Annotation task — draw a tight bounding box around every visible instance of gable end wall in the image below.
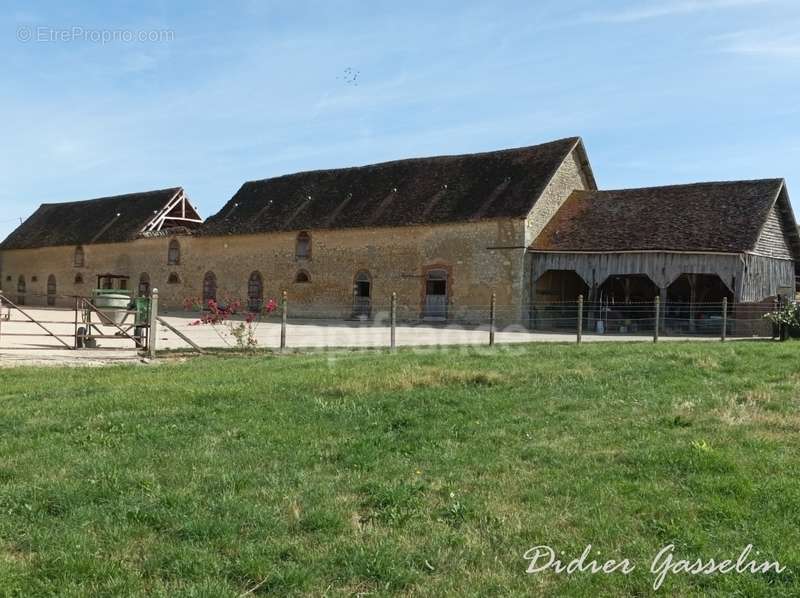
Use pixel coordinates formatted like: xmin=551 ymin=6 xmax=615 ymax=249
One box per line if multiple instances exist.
xmin=753 ymin=205 xmax=793 ymax=260
xmin=524 ymin=147 xmax=591 ymax=246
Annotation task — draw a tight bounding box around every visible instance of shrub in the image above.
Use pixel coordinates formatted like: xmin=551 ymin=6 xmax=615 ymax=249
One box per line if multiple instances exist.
xmin=184 ymin=296 xmax=278 ymax=349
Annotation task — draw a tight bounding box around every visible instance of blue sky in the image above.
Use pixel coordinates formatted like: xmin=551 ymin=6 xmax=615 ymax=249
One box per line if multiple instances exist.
xmin=2 ymin=0 xmax=799 ymax=240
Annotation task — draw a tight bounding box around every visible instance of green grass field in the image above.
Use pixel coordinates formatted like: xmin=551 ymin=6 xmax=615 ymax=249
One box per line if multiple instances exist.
xmin=0 ymin=342 xmax=799 ymax=596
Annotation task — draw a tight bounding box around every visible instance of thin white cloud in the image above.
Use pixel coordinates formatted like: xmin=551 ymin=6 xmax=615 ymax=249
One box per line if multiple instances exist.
xmin=714 ymin=30 xmax=800 ymax=56
xmin=586 ymin=0 xmax=769 ymax=24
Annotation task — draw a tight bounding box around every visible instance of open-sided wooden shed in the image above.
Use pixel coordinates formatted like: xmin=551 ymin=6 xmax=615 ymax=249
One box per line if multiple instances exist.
xmin=527 ymin=179 xmax=800 ymax=329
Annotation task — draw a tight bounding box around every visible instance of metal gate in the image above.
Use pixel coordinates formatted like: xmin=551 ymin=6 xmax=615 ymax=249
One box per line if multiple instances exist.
xmin=0 ymin=293 xmax=152 ymax=352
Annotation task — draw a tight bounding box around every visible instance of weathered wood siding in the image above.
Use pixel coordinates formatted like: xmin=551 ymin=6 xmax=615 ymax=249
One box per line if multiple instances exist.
xmin=528 ymin=251 xmax=795 ymax=303
xmin=753 ymin=206 xmax=793 ymax=260
xmin=740 ymin=253 xmax=795 ymax=302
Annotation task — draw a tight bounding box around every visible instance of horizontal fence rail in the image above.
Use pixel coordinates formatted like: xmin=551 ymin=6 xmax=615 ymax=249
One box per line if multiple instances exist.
xmin=0 ymin=291 xmax=790 ymax=356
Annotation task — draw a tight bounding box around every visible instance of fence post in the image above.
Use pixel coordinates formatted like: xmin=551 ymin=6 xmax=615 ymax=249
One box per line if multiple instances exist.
xmin=148 ymin=288 xmax=159 ymax=359
xmin=489 ymin=292 xmax=496 ymax=347
xmin=577 ymin=294 xmax=583 ymax=344
xmin=721 ymin=297 xmax=727 ymax=342
xmin=74 ymin=296 xmax=80 ymax=350
xmin=280 ymin=290 xmax=288 ymax=351
xmin=390 ymin=292 xmax=397 ymax=352
xmin=653 ymin=296 xmax=660 ymax=343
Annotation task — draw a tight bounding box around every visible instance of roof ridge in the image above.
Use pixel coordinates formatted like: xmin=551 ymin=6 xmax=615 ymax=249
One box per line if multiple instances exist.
xmin=594 ymin=178 xmax=784 ymax=194
xmin=241 ymin=137 xmax=581 ymax=186
xmin=38 ymin=187 xmax=183 ymax=208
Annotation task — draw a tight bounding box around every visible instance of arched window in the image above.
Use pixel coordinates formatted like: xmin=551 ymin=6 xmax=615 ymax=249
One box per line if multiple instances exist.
xmin=47 ymin=275 xmax=57 ymax=306
xmin=167 ymin=272 xmax=181 ymax=285
xmin=17 ymin=276 xmax=26 ymax=305
xmin=248 ymin=271 xmax=264 ymax=312
xmin=294 ymin=270 xmax=310 ymax=284
xmin=296 ymin=231 xmax=311 ymax=259
xmin=74 ymin=246 xmax=85 ymax=268
xmin=74 ymin=273 xmax=84 ymax=285
xmin=138 ymin=273 xmax=151 ymax=297
xmin=167 ymin=240 xmax=181 ymax=265
xmin=202 ymin=272 xmax=217 ymax=306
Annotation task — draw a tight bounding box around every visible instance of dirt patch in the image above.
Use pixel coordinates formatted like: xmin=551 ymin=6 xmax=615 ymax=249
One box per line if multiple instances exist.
xmin=0 ymin=350 xmax=145 ymax=368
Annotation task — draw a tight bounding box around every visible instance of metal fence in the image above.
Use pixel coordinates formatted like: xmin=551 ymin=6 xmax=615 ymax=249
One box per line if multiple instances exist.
xmin=0 ymin=290 xmax=783 ymax=356
xmin=160 ymin=293 xmax=781 ymax=353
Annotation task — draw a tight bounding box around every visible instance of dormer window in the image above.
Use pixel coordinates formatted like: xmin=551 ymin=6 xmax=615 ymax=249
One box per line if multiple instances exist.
xmin=73 ymin=246 xmax=85 ymax=268
xmin=296 ymin=231 xmax=311 ymax=259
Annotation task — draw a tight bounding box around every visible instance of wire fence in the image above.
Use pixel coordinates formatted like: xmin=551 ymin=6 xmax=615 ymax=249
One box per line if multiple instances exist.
xmin=0 ymin=291 xmax=787 ymax=355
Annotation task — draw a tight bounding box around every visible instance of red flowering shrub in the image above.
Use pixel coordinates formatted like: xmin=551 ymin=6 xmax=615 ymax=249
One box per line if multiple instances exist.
xmin=184 ymin=296 xmax=278 ymax=349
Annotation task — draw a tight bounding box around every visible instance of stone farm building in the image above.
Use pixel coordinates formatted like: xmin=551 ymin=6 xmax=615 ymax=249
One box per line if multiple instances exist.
xmin=1 ymin=136 xmax=798 ymax=328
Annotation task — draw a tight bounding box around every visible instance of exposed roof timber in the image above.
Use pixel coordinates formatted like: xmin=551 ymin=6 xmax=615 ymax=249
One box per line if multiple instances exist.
xmin=141 ymin=188 xmax=203 ymax=233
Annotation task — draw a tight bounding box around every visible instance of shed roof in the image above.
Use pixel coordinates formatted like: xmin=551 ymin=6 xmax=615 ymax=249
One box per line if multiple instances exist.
xmin=200 ymin=137 xmax=592 ymax=236
xmin=0 ymin=187 xmax=200 ymax=250
xmin=530 ymin=179 xmax=800 ymax=257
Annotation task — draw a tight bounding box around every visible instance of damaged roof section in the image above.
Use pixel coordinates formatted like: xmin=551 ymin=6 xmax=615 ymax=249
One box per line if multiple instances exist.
xmin=0 ymin=188 xmax=202 ymax=250
xmin=200 ymin=137 xmax=591 ymax=236
xmin=530 ymin=179 xmax=800 ymax=257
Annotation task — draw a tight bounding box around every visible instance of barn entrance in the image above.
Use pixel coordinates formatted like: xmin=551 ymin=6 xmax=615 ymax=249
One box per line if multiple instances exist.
xmin=352 ymin=271 xmax=372 ymax=320
xmin=248 ymin=271 xmax=264 ymax=312
xmin=666 ymin=274 xmax=733 ymax=333
xmin=47 ymin=275 xmax=57 ymax=307
xmin=595 ymin=274 xmax=659 ymax=334
xmin=531 ymin=270 xmax=588 ymax=329
xmin=423 ymin=269 xmax=448 ymax=321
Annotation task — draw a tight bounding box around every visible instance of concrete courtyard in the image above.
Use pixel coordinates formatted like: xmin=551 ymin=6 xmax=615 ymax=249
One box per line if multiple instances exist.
xmin=0 ymin=305 xmax=770 ymax=366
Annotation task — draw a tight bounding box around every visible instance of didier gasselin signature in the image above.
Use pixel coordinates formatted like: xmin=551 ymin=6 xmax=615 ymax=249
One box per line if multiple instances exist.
xmin=523 ymin=544 xmax=786 ymax=591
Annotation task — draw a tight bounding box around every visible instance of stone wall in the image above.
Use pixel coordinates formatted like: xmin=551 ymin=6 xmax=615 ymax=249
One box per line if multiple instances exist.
xmin=524 ymin=147 xmax=592 ymax=246
xmin=0 ymin=218 xmax=530 ymax=325
xmin=0 ymin=147 xmax=592 ymax=325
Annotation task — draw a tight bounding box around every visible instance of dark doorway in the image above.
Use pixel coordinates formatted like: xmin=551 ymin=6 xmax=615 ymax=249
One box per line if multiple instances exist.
xmin=423 ymin=269 xmax=448 ymax=320
xmin=532 ymin=270 xmax=589 ymax=329
xmin=47 ymin=275 xmax=57 ymax=307
xmin=596 ymin=274 xmax=659 ymax=334
xmin=666 ymin=274 xmax=733 ymax=334
xmin=352 ymin=271 xmax=372 ymax=319
xmin=138 ymin=273 xmax=151 ymax=297
xmin=248 ymin=271 xmax=264 ymax=312
xmin=203 ymin=272 xmax=217 ymax=306
xmin=17 ymin=276 xmax=25 ymax=305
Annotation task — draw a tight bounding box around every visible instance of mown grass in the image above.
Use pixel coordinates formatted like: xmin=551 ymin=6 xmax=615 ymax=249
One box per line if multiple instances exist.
xmin=0 ymin=342 xmax=799 ymax=596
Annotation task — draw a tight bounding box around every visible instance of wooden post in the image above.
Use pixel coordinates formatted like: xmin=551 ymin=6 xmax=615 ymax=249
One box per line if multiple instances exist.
xmin=688 ymin=274 xmax=697 ymax=333
xmin=577 ymin=294 xmax=583 ymax=344
xmin=390 ymin=292 xmax=397 ymax=352
xmin=489 ymin=292 xmax=496 ymax=347
xmin=721 ymin=297 xmax=728 ymax=342
xmin=653 ymin=296 xmax=660 ymax=343
xmin=148 ymin=288 xmax=159 ymax=359
xmin=280 ymin=290 xmax=288 ymax=351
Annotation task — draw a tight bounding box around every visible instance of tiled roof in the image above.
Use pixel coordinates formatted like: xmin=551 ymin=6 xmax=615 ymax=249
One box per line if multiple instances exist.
xmin=530 ymin=180 xmax=797 ymax=255
xmin=200 ymin=137 xmax=588 ymax=236
xmin=1 ymin=188 xmax=193 ymax=250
